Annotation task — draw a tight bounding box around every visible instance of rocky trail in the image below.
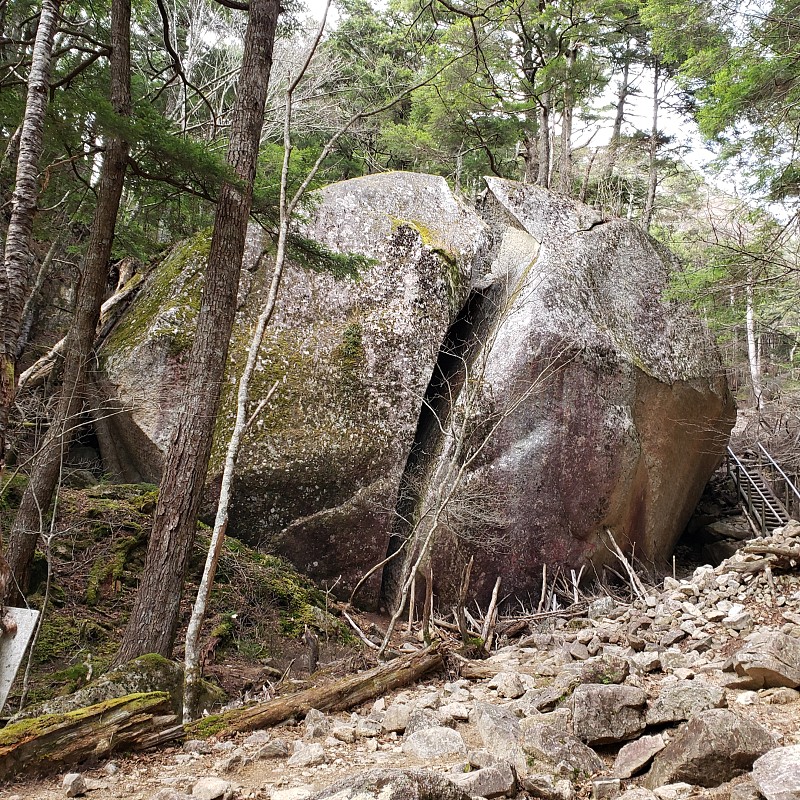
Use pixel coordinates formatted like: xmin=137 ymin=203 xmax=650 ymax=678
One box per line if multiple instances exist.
xmin=6 ymin=517 xmax=800 ymax=800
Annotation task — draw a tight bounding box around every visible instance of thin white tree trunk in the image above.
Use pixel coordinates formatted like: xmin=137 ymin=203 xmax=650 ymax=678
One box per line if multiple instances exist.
xmin=183 ymin=0 xmax=332 ymax=722
xmin=745 ymin=262 xmax=763 ymax=411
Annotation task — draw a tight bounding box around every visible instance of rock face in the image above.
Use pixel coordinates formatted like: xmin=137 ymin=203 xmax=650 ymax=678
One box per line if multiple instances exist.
xmin=98 ymin=172 xmax=733 ymax=608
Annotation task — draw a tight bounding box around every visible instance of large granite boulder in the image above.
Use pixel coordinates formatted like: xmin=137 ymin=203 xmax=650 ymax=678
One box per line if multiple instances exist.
xmin=97 ymin=172 xmax=733 ymax=610
xmin=645 ymin=709 xmax=777 ymax=788
xmin=97 ymin=173 xmax=486 ymax=605
xmin=385 ymin=178 xmax=735 ymax=605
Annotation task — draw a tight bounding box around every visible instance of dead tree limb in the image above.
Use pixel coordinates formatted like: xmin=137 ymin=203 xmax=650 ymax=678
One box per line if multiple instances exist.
xmin=481 ymin=576 xmax=501 ymax=652
xmin=455 ymin=555 xmax=474 ymax=644
xmin=189 ymin=643 xmax=444 ymax=736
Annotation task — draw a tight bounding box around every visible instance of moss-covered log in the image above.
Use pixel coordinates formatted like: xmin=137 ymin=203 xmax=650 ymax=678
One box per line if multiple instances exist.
xmin=0 ymin=691 xmax=177 ymax=779
xmin=189 ymin=643 xmax=444 ymax=737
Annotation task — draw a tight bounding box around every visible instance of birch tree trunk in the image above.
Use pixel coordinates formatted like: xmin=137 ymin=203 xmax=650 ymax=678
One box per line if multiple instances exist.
xmin=114 ymin=0 xmax=281 ymax=664
xmin=745 ymin=262 xmax=763 ymax=411
xmin=0 ymin=0 xmax=60 ymax=471
xmin=4 ymin=0 xmax=132 ymax=601
xmin=642 ymin=63 xmax=660 ymax=231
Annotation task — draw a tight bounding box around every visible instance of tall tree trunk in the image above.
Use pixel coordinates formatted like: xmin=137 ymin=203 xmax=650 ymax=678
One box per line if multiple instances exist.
xmin=642 ymin=63 xmax=660 ymax=230
xmin=602 ymin=56 xmax=630 ymax=182
xmin=537 ymin=91 xmax=551 ymax=188
xmin=0 ymin=0 xmax=60 ymax=471
xmin=4 ymin=0 xmax=132 ymax=600
xmin=114 ymin=0 xmax=281 ymax=664
xmin=558 ymin=47 xmax=576 ymax=196
xmin=745 ymin=262 xmax=763 ymax=411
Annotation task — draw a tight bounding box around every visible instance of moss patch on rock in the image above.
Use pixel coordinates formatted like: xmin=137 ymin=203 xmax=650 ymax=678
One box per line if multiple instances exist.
xmin=103 ymin=230 xmax=212 ymax=360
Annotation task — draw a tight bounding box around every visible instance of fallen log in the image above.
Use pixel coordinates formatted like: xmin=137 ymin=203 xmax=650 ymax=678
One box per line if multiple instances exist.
xmin=742 ymin=543 xmax=800 ymax=560
xmin=0 ymin=691 xmax=177 ymax=779
xmin=727 ymin=557 xmax=776 ymax=575
xmin=189 ymin=643 xmax=444 ymax=736
xmin=449 ymin=651 xmax=539 ymax=680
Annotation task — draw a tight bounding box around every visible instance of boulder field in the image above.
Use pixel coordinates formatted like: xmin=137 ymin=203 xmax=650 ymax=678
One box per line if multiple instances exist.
xmin=17 ymin=518 xmax=800 ymax=800
xmin=94 ymin=172 xmax=735 ymax=609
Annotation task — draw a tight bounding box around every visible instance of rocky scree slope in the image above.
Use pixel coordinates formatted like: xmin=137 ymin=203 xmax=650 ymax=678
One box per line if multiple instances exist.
xmin=15 ymin=518 xmax=800 ymax=800
xmin=95 ymin=172 xmax=734 ymax=610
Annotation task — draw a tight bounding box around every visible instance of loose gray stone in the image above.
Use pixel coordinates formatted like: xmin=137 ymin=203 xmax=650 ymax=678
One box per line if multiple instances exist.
xmin=311 ymin=768 xmax=473 ymax=800
xmin=452 ymin=764 xmax=517 ymax=798
xmin=522 ymin=721 xmax=603 ymax=778
xmin=618 ymin=791 xmax=657 ymax=800
xmin=288 ymin=742 xmax=327 ymax=767
xmin=242 ymin=730 xmax=270 ymax=748
xmin=272 ymin=789 xmax=313 ymax=800
xmin=184 ymin=739 xmax=212 ymax=754
xmin=382 ymin=703 xmax=411 ymax=733
xmin=730 ymin=777 xmax=763 ymax=800
xmin=63 ymin=773 xmax=86 ymax=798
xmin=191 ymin=777 xmax=233 ymax=800
xmin=645 ymin=680 xmax=726 ymax=726
xmin=752 ymin=745 xmax=800 ymax=800
xmin=521 ymin=774 xmax=575 ymax=800
xmin=405 ymin=708 xmax=443 ymax=736
xmin=151 ymin=791 xmax=192 ymax=800
xmin=255 ymin=738 xmax=289 ymax=759
xmin=732 ymin=632 xmax=800 ymax=688
xmin=571 ymin=684 xmax=647 ymax=745
xmin=645 ymin=709 xmax=778 ymax=788
xmin=651 ymin=785 xmax=693 ymax=800
xmin=332 ymin=724 xmax=356 ymax=743
xmin=216 ymin=746 xmax=248 ymax=773
xmin=439 ymin=702 xmax=471 ymax=723
xmin=495 ymin=672 xmax=526 ymax=699
xmin=613 ymin=734 xmax=665 ymax=778
xmin=402 ymin=727 xmax=467 ymax=759
xmin=356 ymin=717 xmax=382 ymax=738
xmin=473 ymin=702 xmax=524 ymax=769
xmin=304 ymin=708 xmax=330 ymax=739
xmin=592 ymin=778 xmax=621 ymax=800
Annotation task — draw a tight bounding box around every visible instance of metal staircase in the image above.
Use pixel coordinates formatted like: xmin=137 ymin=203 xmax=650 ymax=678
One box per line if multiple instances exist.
xmin=726 ymin=443 xmax=800 ymax=535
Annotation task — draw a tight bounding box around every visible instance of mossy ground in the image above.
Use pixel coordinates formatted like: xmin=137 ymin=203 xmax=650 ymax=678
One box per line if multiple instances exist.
xmin=0 ymin=482 xmax=357 ymax=715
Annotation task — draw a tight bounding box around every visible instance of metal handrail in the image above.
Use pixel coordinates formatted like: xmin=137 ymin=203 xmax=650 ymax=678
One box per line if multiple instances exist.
xmin=756 ymin=442 xmax=800 ymax=505
xmin=726 ymin=446 xmax=788 ymax=535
